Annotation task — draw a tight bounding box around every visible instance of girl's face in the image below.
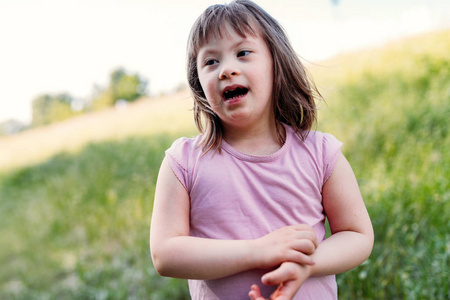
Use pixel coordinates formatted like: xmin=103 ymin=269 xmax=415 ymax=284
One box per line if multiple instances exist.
xmin=196 ymin=24 xmax=274 ymax=130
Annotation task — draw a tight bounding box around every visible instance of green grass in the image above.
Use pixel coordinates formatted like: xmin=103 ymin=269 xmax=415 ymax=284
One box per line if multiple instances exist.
xmin=0 ymin=133 xmax=194 ymax=299
xmin=1 ymin=30 xmax=449 ymax=299
xmin=317 ymin=30 xmax=449 ymax=299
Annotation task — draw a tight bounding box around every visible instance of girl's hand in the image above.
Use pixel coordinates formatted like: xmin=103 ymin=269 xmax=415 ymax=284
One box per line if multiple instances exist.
xmin=248 ymin=262 xmax=312 ymax=300
xmin=252 ymin=224 xmax=318 ymax=269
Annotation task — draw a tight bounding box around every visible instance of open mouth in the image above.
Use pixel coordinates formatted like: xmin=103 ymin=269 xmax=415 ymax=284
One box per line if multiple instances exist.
xmin=223 ymin=87 xmax=248 ymax=101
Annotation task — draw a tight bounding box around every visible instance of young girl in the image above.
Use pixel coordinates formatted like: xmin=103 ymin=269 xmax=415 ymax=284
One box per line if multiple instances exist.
xmin=150 ymin=0 xmax=374 ymax=299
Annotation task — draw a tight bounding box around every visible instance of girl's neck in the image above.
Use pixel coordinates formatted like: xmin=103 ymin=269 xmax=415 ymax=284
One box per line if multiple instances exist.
xmin=223 ymin=120 xmax=285 ymax=156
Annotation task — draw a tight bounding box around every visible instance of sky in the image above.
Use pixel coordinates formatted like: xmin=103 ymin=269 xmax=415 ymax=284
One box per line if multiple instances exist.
xmin=0 ymin=0 xmax=449 ymax=124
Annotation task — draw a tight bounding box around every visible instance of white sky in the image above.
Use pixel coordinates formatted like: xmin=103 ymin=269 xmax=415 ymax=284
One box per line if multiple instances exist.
xmin=0 ymin=0 xmax=449 ymax=123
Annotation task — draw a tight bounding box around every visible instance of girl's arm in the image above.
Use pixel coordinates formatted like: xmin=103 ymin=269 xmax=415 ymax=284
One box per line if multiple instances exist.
xmin=257 ymin=153 xmax=374 ymax=296
xmin=310 ymin=152 xmax=374 ymax=276
xmin=150 ymin=157 xmax=317 ymax=280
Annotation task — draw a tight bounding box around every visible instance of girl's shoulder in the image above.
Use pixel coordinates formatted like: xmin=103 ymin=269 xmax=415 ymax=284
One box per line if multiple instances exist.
xmin=298 ymin=130 xmax=343 ymax=182
xmin=166 ymin=135 xmax=203 ymax=159
xmin=165 ymin=134 xmax=207 ymax=170
xmin=304 ymin=130 xmax=342 ymax=149
xmin=288 ymin=127 xmax=343 ymax=174
xmin=286 ymin=125 xmax=342 ymax=151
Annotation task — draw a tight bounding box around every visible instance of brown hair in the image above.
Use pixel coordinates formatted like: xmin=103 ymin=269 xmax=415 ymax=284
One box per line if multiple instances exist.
xmin=187 ymin=0 xmax=320 ymax=153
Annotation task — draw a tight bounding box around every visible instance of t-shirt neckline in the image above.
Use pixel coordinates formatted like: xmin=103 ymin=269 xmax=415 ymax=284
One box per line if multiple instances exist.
xmin=220 ymin=124 xmax=293 ymax=162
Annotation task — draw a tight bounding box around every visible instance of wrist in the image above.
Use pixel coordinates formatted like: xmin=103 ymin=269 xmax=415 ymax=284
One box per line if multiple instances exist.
xmin=309 ymin=253 xmax=319 ymax=277
xmin=305 ymin=263 xmax=313 ymax=278
xmin=246 ymin=239 xmax=262 ymax=269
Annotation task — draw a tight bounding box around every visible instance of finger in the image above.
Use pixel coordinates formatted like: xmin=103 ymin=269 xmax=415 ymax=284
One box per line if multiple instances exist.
xmin=269 ymin=284 xmax=283 ymax=300
xmin=293 ymin=230 xmax=318 ymax=249
xmin=291 ymin=224 xmax=313 ymax=231
xmin=249 ymin=284 xmax=265 ymax=300
xmin=262 ymin=264 xmax=297 ymax=286
xmin=291 ymin=224 xmax=316 ymax=237
xmin=287 ymin=250 xmax=315 ymax=266
xmin=292 ymin=239 xmax=316 ymax=255
xmin=271 ymin=280 xmax=301 ymax=300
xmin=248 ymin=290 xmax=257 ymax=300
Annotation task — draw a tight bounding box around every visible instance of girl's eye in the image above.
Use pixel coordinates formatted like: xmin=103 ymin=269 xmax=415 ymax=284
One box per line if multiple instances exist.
xmin=205 ymin=59 xmax=218 ymax=66
xmin=237 ymin=50 xmax=251 ymax=57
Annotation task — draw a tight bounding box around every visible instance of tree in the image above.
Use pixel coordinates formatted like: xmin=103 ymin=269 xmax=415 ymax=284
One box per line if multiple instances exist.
xmin=32 ymin=93 xmax=79 ymax=127
xmin=110 ymin=68 xmax=147 ymax=102
xmin=0 ymin=119 xmax=27 ymax=136
xmin=90 ymin=67 xmax=148 ymax=110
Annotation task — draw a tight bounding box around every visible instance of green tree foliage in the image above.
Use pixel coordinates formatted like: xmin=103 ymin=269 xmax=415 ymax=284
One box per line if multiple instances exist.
xmin=31 ymin=93 xmax=79 ymax=127
xmin=110 ymin=68 xmax=147 ymax=102
xmin=89 ymin=87 xmax=114 ymax=111
xmin=29 ymin=67 xmax=148 ymax=128
xmin=90 ymin=67 xmax=148 ymax=110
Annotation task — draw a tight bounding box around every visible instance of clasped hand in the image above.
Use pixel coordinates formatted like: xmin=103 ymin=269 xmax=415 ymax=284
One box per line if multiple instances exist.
xmin=249 ymin=224 xmax=318 ymax=300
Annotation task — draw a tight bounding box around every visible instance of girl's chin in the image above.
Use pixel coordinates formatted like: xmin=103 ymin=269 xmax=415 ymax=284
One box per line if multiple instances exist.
xmin=222 ymin=112 xmax=259 ymax=126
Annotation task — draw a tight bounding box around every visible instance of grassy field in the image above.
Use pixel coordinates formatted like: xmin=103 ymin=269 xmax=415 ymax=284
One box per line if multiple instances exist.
xmin=0 ymin=92 xmax=196 ymax=299
xmin=0 ymin=91 xmax=195 ymax=173
xmin=1 ymin=30 xmax=449 ymax=299
xmin=315 ymin=30 xmax=449 ymax=299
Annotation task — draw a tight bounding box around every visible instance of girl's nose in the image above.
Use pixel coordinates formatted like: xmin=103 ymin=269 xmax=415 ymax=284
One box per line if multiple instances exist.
xmin=219 ymin=63 xmax=239 ymax=80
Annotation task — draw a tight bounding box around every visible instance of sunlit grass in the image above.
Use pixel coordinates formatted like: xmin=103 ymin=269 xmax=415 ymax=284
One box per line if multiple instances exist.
xmin=313 ymin=29 xmax=449 ymax=299
xmin=0 ymin=135 xmax=194 ymax=299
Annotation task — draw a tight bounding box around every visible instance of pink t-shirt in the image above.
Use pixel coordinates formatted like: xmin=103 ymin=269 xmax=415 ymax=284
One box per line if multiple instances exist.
xmin=165 ymin=125 xmax=342 ymax=300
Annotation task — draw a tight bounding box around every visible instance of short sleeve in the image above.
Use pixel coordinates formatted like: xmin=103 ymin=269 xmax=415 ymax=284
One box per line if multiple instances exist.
xmin=322 ymin=133 xmax=343 ymax=183
xmin=165 ymin=137 xmax=191 ymax=192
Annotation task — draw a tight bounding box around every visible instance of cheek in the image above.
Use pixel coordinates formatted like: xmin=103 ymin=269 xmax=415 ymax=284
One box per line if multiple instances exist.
xmin=264 ymin=59 xmax=274 ymax=81
xmin=199 ymin=77 xmax=217 ymax=101
xmin=262 ymin=63 xmax=274 ymax=95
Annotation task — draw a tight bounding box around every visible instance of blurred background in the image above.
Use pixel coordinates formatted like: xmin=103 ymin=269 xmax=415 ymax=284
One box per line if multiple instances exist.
xmin=0 ymin=0 xmax=449 ymax=299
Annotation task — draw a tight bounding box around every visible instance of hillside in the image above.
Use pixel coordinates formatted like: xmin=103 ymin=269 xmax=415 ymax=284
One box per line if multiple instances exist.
xmin=0 ymin=29 xmax=449 ymax=299
xmin=0 ymin=90 xmax=195 ymax=172
xmin=315 ymin=29 xmax=449 ymax=299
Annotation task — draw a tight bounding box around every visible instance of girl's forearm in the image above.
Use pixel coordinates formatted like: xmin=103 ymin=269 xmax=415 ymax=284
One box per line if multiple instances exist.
xmin=151 ymin=236 xmax=256 ymax=280
xmin=151 ymin=224 xmax=318 ymax=280
xmin=310 ymin=231 xmax=373 ymax=277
